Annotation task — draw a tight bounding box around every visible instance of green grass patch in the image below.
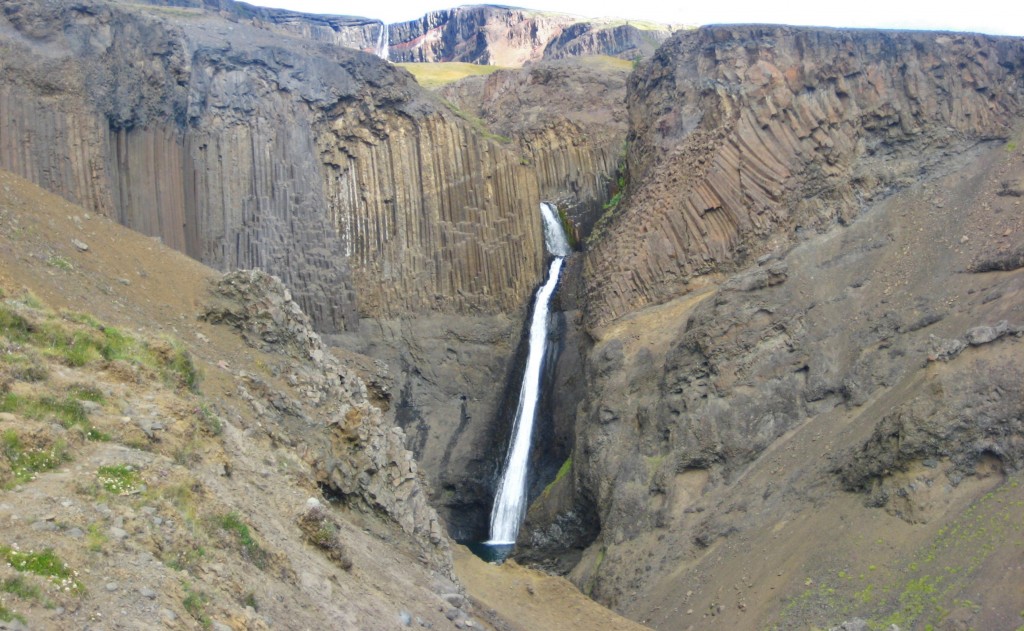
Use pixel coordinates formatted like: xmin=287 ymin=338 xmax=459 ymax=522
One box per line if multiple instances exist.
xmin=0 ymin=350 xmax=49 ymax=382
xmin=215 ymin=512 xmax=267 ymax=568
xmin=0 ymin=393 xmax=108 ymax=441
xmin=46 ymin=255 xmax=73 ymax=271
xmin=397 ymin=62 xmax=507 ymax=89
xmin=2 ymin=429 xmax=69 ymax=485
xmin=1 ymin=576 xmax=42 ymax=601
xmin=1 ymin=298 xmax=200 ymax=391
xmin=0 ymin=546 xmax=83 ymax=594
xmin=86 ymin=522 xmax=107 ymax=552
xmin=97 ymin=464 xmax=141 ymax=494
xmin=182 ymin=582 xmax=211 ymax=627
xmin=556 ymin=207 xmax=578 ymax=249
xmin=0 ymin=604 xmax=26 ymax=625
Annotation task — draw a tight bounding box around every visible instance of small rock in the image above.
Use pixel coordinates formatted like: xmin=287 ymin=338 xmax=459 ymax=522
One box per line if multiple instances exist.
xmin=118 ymin=278 xmax=131 ymax=286
xmin=105 ymin=582 xmax=118 ymax=592
xmin=140 ymin=587 xmax=157 ymax=599
xmin=965 ymin=320 xmax=1010 ymax=345
xmin=829 ymin=619 xmax=869 ymax=631
xmin=66 ymin=527 xmax=85 ymax=538
xmin=72 ymin=238 xmax=89 ymax=252
xmin=212 ymin=623 xmax=232 ymax=631
xmin=31 ymin=520 xmax=58 ymax=532
xmin=445 ymin=608 xmax=462 ymax=621
xmin=78 ymin=400 xmax=102 ymax=414
xmin=109 ymin=526 xmax=128 ymax=540
xmin=441 ymin=593 xmax=464 ymax=608
xmin=398 ymin=611 xmax=412 ymax=627
xmin=159 ymin=608 xmax=177 ymax=623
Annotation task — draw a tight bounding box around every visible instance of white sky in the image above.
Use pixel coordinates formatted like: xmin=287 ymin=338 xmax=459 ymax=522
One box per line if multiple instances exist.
xmin=249 ymin=0 xmax=1024 ymax=36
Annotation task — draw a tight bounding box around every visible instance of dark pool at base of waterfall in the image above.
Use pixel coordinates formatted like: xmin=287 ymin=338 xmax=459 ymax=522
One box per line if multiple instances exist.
xmin=465 ymin=541 xmax=515 ymax=564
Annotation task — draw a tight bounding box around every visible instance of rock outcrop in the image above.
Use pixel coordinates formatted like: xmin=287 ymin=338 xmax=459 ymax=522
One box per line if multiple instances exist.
xmin=584 ymin=25 xmax=1024 ymax=325
xmin=389 ymin=6 xmax=671 ymax=66
xmin=202 ymin=269 xmax=451 ymax=569
xmin=0 ymin=0 xmax=544 ymax=333
xmin=134 ymin=0 xmax=388 ymax=52
xmin=438 ymin=55 xmax=632 ymax=235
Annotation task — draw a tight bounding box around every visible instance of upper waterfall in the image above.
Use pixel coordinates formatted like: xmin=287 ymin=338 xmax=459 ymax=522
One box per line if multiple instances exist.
xmin=539 ymin=202 xmax=570 ymax=257
xmin=375 ymin=23 xmax=390 ymax=61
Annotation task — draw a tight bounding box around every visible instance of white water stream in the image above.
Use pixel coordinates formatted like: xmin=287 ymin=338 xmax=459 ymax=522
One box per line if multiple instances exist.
xmin=375 ymin=23 xmax=389 ymax=61
xmin=487 ymin=203 xmax=570 ymax=544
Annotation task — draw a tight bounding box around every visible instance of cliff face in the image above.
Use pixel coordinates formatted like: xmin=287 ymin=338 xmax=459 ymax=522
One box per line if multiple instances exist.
xmin=133 ymin=0 xmax=387 ymax=52
xmin=0 ymin=0 xmax=544 ymax=333
xmin=584 ymin=26 xmax=1024 ymax=325
xmin=518 ymin=25 xmax=1024 ymax=630
xmin=438 ymin=55 xmax=632 ymax=236
xmin=389 ymin=5 xmax=671 ymax=66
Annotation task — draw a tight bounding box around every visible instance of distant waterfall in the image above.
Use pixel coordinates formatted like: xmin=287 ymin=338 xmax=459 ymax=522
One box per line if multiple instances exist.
xmin=375 ymin=23 xmax=389 ymax=61
xmin=488 ymin=203 xmax=569 ymax=545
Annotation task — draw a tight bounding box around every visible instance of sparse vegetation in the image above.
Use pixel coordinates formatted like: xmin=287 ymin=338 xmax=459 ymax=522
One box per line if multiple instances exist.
xmin=1 ymin=429 xmax=69 ymax=486
xmin=0 ymin=604 xmax=26 ymax=625
xmin=182 ymin=582 xmax=211 ymax=627
xmin=214 ymin=512 xmax=268 ymax=568
xmin=297 ymin=502 xmax=353 ymax=571
xmin=96 ymin=464 xmax=141 ymax=494
xmin=556 ymin=207 xmax=578 ymax=249
xmin=46 ymin=255 xmax=73 ymax=271
xmin=0 ymin=296 xmax=200 ymax=391
xmin=0 ymin=545 xmax=82 ymax=594
xmin=0 ymin=392 xmax=108 ymax=441
xmin=441 ymin=99 xmax=512 ymax=144
xmin=540 ymin=454 xmax=573 ymax=498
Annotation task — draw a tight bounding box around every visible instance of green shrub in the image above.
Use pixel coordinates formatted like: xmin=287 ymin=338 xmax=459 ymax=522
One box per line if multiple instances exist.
xmin=216 ymin=512 xmax=267 ymax=568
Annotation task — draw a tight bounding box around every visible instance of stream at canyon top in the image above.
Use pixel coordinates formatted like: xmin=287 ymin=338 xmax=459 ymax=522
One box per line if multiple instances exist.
xmin=478 ymin=203 xmax=570 ymax=558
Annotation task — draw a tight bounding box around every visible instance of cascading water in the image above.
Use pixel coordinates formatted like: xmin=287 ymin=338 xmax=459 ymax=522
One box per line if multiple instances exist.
xmin=375 ymin=23 xmax=390 ymax=61
xmin=486 ymin=202 xmax=570 ymax=547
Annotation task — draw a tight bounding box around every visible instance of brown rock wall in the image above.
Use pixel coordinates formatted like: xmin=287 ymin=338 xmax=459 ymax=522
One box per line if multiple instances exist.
xmin=584 ymin=26 xmax=1024 ymax=325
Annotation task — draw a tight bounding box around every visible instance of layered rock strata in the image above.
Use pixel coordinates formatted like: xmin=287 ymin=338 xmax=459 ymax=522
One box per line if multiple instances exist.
xmin=389 ymin=6 xmax=671 ymax=66
xmin=584 ymin=25 xmax=1024 ymax=325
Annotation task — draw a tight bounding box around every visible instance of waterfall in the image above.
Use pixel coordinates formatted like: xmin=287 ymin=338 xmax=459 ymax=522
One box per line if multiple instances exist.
xmin=487 ymin=203 xmax=569 ymax=545
xmin=375 ymin=23 xmax=390 ymax=61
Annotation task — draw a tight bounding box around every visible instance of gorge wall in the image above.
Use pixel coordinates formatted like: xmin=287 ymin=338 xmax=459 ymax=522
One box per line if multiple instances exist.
xmin=584 ymin=26 xmax=1024 ymax=325
xmin=0 ymin=0 xmax=545 ymax=333
xmin=519 ymin=25 xmax=1024 ymax=630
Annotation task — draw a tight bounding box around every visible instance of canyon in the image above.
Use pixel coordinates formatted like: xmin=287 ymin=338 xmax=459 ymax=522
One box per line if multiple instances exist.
xmin=1 ymin=1 xmax=1023 ymax=630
